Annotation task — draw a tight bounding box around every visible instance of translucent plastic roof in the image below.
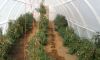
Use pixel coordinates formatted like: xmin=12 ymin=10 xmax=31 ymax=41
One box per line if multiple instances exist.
xmin=0 ymin=0 xmax=100 ymax=38
xmin=0 ymin=0 xmax=67 ymax=23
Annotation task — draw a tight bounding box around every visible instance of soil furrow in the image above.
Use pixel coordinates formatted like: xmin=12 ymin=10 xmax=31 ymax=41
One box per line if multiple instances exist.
xmin=45 ymin=21 xmax=77 ymax=60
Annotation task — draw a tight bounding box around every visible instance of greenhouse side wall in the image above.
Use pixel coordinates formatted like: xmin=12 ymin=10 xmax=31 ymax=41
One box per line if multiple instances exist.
xmin=0 ymin=0 xmax=100 ymax=40
xmin=52 ymin=0 xmax=100 ymax=40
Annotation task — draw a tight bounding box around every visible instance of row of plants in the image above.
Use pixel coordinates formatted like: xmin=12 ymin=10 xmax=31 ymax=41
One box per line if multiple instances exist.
xmin=27 ymin=3 xmax=51 ymax=60
xmin=54 ymin=14 xmax=100 ymax=60
xmin=27 ymin=11 xmax=50 ymax=60
xmin=38 ymin=15 xmax=49 ymax=45
xmin=7 ymin=13 xmax=35 ymax=43
xmin=27 ymin=31 xmax=53 ymax=60
xmin=0 ymin=13 xmax=35 ymax=60
xmin=0 ymin=28 xmax=10 ymax=60
xmin=27 ymin=18 xmax=50 ymax=60
xmin=38 ymin=2 xmax=48 ymax=46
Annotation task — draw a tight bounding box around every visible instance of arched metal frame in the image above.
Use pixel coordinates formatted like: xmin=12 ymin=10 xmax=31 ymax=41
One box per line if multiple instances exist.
xmin=53 ymin=0 xmax=99 ymax=39
xmin=0 ymin=0 xmax=100 ymax=39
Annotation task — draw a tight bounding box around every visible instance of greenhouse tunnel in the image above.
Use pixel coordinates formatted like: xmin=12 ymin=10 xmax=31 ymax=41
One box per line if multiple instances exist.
xmin=0 ymin=0 xmax=100 ymax=60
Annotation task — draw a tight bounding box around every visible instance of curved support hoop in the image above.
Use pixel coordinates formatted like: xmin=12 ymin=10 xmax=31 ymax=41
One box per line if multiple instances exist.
xmin=84 ymin=0 xmax=100 ymax=24
xmin=7 ymin=2 xmax=17 ymax=20
xmin=0 ymin=0 xmax=8 ymax=11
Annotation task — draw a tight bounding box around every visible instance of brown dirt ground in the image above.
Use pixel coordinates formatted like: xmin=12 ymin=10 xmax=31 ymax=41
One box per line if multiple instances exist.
xmin=45 ymin=21 xmax=78 ymax=60
xmin=8 ymin=20 xmax=77 ymax=60
xmin=8 ymin=22 xmax=37 ymax=60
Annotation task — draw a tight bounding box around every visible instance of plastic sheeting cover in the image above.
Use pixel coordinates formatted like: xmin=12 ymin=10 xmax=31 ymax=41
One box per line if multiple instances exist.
xmin=0 ymin=0 xmax=100 ymax=39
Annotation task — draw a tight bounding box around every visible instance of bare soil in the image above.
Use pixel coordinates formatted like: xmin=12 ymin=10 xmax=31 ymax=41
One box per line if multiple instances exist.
xmin=8 ymin=22 xmax=37 ymax=60
xmin=45 ymin=21 xmax=78 ymax=60
xmin=8 ymin=21 xmax=77 ymax=60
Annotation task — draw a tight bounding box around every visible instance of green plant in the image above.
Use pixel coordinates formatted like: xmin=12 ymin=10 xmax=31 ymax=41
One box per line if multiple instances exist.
xmin=39 ymin=3 xmax=46 ymax=15
xmin=0 ymin=35 xmax=11 ymax=60
xmin=0 ymin=28 xmax=2 ymax=37
xmin=95 ymin=48 xmax=100 ymax=60
xmin=36 ymin=31 xmax=48 ymax=45
xmin=4 ymin=13 xmax=36 ymax=59
xmin=38 ymin=17 xmax=49 ymax=45
xmin=36 ymin=3 xmax=46 ymax=15
xmin=54 ymin=14 xmax=68 ymax=29
xmin=38 ymin=6 xmax=49 ymax=45
xmin=27 ymin=36 xmax=39 ymax=60
xmin=54 ymin=14 xmax=100 ymax=60
xmin=39 ymin=16 xmax=49 ymax=32
xmin=27 ymin=4 xmax=50 ymax=60
xmin=27 ymin=32 xmax=52 ymax=60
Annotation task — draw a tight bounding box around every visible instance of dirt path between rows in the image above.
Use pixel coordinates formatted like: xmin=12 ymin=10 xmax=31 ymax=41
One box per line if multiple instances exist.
xmin=45 ymin=21 xmax=77 ymax=60
xmin=8 ymin=22 xmax=37 ymax=60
